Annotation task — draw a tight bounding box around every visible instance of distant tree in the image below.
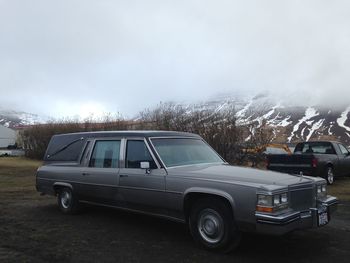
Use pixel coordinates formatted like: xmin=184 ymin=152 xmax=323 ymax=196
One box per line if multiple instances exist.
xmin=137 ymin=103 xmax=244 ymax=164
xmin=244 ymin=120 xmax=274 ymax=167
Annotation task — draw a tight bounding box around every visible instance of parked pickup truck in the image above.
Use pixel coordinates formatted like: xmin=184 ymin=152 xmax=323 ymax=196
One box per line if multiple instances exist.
xmin=36 ymin=132 xmax=338 ymax=252
xmin=267 ymin=141 xmax=350 ymax=185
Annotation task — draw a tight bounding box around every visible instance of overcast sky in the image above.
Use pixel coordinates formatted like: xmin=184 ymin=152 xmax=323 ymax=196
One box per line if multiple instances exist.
xmin=1 ymin=0 xmax=350 ymax=118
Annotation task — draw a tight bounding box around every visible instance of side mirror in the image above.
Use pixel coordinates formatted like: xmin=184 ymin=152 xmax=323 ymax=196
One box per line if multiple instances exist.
xmin=140 ymin=162 xmax=150 ymax=169
xmin=140 ymin=162 xmax=151 ymax=174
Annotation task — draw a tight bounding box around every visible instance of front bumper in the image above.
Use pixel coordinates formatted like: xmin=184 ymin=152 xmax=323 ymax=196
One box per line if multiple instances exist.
xmin=255 ymin=195 xmax=338 ymax=235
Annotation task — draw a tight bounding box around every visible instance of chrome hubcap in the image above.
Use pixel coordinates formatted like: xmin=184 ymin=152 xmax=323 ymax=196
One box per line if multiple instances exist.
xmin=328 ymin=168 xmax=334 ymax=184
xmin=197 ymin=209 xmax=224 ymax=244
xmin=61 ymin=191 xmax=71 ymax=209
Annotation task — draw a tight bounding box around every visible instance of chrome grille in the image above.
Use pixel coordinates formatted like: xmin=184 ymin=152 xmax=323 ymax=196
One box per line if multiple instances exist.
xmin=289 ymin=183 xmax=316 ymax=211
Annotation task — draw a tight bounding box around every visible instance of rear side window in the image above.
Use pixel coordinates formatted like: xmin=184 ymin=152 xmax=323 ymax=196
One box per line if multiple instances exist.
xmin=295 ymin=142 xmax=335 ymax=154
xmin=126 ymin=140 xmax=157 ymax=169
xmin=89 ymin=140 xmax=121 ymax=168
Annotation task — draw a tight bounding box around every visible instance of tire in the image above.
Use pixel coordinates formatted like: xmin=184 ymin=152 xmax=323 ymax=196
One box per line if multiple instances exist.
xmin=324 ymin=166 xmax=335 ymax=185
xmin=57 ymin=187 xmax=80 ymax=214
xmin=188 ymin=198 xmax=241 ymax=253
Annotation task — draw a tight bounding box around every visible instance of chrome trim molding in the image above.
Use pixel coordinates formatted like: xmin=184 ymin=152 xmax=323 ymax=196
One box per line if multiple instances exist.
xmin=79 ymin=200 xmax=186 ymax=223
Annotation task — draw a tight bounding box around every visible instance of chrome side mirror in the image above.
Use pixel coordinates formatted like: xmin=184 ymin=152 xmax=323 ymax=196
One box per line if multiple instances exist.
xmin=140 ymin=162 xmax=150 ymax=169
xmin=140 ymin=161 xmax=151 ymax=174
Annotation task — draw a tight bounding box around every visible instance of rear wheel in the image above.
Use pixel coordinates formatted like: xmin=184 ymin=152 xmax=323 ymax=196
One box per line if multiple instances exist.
xmin=188 ymin=198 xmax=241 ymax=252
xmin=57 ymin=187 xmax=80 ymax=214
xmin=325 ymin=166 xmax=335 ymax=185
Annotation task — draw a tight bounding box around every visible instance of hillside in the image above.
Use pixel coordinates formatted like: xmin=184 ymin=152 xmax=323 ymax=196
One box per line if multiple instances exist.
xmin=2 ymin=94 xmax=350 ymax=144
xmin=0 ymin=109 xmax=48 ymax=129
xmin=189 ymin=93 xmax=350 ymax=144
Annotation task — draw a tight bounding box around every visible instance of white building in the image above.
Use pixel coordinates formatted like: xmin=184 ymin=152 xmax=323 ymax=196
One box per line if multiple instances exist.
xmin=0 ymin=125 xmax=16 ymax=148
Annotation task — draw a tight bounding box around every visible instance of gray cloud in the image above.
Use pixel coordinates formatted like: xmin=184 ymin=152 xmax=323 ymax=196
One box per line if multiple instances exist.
xmin=1 ymin=0 xmax=350 ymax=118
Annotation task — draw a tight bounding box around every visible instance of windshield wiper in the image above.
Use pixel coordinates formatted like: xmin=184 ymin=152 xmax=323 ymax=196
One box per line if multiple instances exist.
xmin=47 ymin=137 xmax=84 ymax=159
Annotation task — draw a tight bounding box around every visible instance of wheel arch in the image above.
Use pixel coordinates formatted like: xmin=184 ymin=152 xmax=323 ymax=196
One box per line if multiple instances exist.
xmin=325 ymin=162 xmax=335 ymax=175
xmin=183 ymin=187 xmax=236 ymax=223
xmin=326 ymin=162 xmax=334 ymax=168
xmin=53 ymin=182 xmax=74 ymax=195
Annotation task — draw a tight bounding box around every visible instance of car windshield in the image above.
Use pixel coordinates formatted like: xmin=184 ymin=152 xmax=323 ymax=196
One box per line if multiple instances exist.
xmin=151 ymin=138 xmax=224 ymax=167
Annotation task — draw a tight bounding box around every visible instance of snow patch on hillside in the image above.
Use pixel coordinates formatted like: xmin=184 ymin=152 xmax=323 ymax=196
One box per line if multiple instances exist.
xmin=287 ymin=107 xmax=319 ymax=142
xmin=337 ymin=107 xmax=350 ymax=132
xmin=236 ymin=100 xmax=252 ymax=117
xmin=306 ymin=119 xmax=324 ymax=141
xmin=278 ymin=116 xmax=292 ymax=127
xmin=262 ymin=108 xmax=276 ymax=119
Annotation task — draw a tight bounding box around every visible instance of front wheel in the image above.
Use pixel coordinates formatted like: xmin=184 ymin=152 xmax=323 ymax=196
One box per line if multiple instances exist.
xmin=325 ymin=166 xmax=335 ymax=185
xmin=57 ymin=187 xmax=80 ymax=214
xmin=189 ymin=198 xmax=241 ymax=252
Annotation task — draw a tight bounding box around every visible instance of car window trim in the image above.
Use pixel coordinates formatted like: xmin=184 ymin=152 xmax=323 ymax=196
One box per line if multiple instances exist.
xmin=124 ymin=137 xmax=161 ymax=169
xmin=149 ymin=136 xmax=227 ymax=169
xmin=79 ymin=140 xmax=91 ymax=165
xmin=87 ymin=137 xmax=123 ymax=169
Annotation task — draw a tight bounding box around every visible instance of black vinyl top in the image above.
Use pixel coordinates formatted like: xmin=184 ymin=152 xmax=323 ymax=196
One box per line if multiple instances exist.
xmin=43 ymin=131 xmax=200 ymax=162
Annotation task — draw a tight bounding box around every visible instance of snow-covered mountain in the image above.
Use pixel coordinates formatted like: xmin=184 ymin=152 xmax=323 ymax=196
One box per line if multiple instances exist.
xmin=2 ymin=93 xmax=350 ymax=144
xmin=0 ymin=109 xmax=48 ymax=129
xmin=187 ymin=93 xmax=350 ymax=144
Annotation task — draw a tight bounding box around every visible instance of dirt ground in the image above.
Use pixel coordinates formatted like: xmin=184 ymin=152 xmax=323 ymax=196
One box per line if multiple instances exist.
xmin=1 ymin=157 xmax=350 ymax=263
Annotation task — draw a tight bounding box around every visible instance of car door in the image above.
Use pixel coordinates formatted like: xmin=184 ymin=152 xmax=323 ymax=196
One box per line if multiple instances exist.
xmin=336 ymin=143 xmax=350 ymax=176
xmin=78 ymin=138 xmax=122 ymax=205
xmin=118 ymin=138 xmax=167 ymax=214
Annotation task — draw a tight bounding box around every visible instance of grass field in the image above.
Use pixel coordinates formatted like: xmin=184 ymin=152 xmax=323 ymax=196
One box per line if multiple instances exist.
xmin=0 ymin=157 xmax=41 ymax=192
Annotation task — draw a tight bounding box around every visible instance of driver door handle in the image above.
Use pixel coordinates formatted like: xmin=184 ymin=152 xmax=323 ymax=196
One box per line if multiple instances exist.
xmin=120 ymin=174 xmax=128 ymax=178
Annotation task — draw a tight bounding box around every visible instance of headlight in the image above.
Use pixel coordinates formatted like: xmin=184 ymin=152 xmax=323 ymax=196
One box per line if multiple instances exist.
xmin=257 ymin=193 xmax=288 ymax=213
xmin=274 ymin=195 xmax=281 ymax=205
xmin=257 ymin=195 xmax=273 ymax=206
xmin=317 ymin=184 xmax=327 ymax=199
xmin=281 ymin=193 xmax=288 ymax=203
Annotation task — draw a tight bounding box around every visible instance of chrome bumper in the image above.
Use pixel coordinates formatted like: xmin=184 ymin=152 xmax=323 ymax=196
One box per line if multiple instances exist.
xmin=255 ymin=195 xmax=338 ymax=235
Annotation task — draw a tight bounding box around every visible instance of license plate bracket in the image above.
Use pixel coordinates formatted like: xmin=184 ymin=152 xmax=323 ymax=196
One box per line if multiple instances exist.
xmin=317 ymin=206 xmax=329 ymax=226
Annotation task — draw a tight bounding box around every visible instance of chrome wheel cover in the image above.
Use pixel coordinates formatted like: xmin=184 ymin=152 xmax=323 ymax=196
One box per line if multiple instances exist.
xmin=197 ymin=208 xmax=224 ymax=244
xmin=327 ymin=168 xmax=334 ymax=184
xmin=60 ymin=190 xmax=72 ymax=209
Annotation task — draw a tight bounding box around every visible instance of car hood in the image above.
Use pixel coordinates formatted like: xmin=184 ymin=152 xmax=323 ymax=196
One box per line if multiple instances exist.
xmin=167 ymin=163 xmax=314 ymax=187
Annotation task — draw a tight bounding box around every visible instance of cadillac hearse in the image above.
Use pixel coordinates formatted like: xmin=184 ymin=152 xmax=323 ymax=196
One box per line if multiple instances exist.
xmin=36 ymin=131 xmax=338 ymax=252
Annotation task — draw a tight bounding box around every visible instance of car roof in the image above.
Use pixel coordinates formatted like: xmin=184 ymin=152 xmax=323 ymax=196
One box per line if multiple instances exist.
xmin=297 ymin=141 xmax=340 ymax=144
xmin=54 ymin=130 xmax=200 ymax=139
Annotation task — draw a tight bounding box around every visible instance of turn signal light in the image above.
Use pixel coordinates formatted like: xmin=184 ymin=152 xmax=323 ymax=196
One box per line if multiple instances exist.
xmin=256 ymin=206 xmax=274 ymax=213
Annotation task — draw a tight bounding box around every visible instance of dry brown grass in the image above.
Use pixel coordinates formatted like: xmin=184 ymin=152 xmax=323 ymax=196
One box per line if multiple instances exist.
xmin=328 ymin=177 xmax=350 ymax=202
xmin=0 ymin=157 xmax=41 ymax=194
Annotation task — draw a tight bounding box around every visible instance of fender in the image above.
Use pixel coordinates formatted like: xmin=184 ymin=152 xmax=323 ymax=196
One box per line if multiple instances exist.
xmin=183 ymin=187 xmax=236 ymax=211
xmin=53 ymin=182 xmax=74 ymax=192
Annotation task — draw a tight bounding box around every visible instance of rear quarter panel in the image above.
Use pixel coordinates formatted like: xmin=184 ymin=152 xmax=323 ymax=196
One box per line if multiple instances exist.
xmin=36 ymin=164 xmax=83 ymax=195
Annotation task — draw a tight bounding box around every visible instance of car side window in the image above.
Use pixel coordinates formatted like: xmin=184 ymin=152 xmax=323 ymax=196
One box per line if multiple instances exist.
xmin=89 ymin=140 xmax=121 ymax=168
xmin=126 ymin=140 xmax=157 ymax=169
xmin=338 ymin=144 xmax=349 ymax=155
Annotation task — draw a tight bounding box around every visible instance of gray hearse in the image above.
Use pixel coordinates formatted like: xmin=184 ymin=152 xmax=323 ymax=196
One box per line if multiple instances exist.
xmin=36 ymin=131 xmax=338 ymax=252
